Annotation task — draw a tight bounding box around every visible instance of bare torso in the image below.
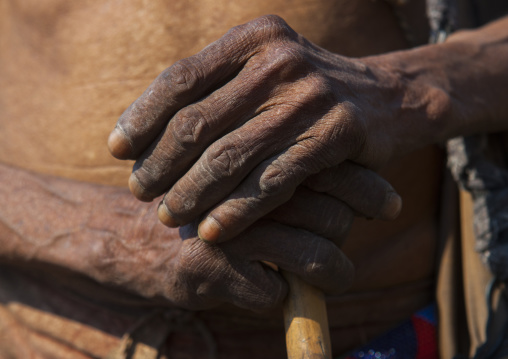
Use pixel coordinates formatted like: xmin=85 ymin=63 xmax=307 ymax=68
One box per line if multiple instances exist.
xmin=0 ymin=0 xmax=443 ymax=354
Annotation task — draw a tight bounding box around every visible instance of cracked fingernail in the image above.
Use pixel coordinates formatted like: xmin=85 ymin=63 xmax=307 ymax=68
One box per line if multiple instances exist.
xmin=198 ymin=216 xmax=223 ymax=243
xmin=157 ymin=201 xmax=180 ymax=227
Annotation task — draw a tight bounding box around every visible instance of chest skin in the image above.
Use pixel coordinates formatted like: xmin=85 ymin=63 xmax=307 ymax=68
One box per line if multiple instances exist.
xmin=0 ymin=0 xmax=442 ymax=353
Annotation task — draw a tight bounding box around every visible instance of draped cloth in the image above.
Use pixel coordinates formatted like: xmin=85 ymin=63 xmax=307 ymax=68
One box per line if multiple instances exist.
xmin=426 ymin=1 xmax=508 ymax=358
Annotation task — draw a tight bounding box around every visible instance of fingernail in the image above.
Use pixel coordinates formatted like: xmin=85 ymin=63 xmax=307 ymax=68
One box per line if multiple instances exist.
xmin=380 ymin=191 xmax=402 ymax=220
xmin=107 ymin=127 xmax=132 ymax=159
xmin=198 ymin=216 xmax=223 ymax=243
xmin=128 ymin=173 xmax=154 ymax=202
xmin=157 ymin=202 xmax=180 ymax=227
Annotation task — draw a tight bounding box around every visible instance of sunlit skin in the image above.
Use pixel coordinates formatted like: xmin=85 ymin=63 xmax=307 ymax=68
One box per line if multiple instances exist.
xmin=2 ymin=0 xmax=508 ymax=357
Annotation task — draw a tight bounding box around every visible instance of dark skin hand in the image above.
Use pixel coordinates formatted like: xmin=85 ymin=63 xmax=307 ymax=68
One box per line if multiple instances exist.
xmin=109 ymin=15 xmax=508 ymax=243
xmin=108 ymin=15 xmax=404 ymax=243
xmin=0 ymin=163 xmax=399 ymax=309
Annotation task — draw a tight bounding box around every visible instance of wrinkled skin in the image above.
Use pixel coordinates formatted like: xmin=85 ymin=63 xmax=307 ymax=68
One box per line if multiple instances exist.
xmin=103 ymin=15 xmax=417 ymax=309
xmin=0 ymin=7 xmax=410 ymax=310
xmin=109 ymin=15 xmax=407 ymax=243
xmin=0 ymin=162 xmax=401 ymax=310
xmin=166 ymin=161 xmax=400 ymax=309
xmin=3 ymin=1 xmax=508 ymax=356
xmin=145 ymin=161 xmax=401 ymax=308
xmin=173 ymin=221 xmax=355 ymax=311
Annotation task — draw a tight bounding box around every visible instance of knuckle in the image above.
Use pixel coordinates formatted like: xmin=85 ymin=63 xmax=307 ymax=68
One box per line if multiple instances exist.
xmin=205 ymin=139 xmax=250 ymax=177
xmin=175 ymin=240 xmax=214 ymax=290
xmin=257 ymin=15 xmax=295 ymax=40
xmin=161 ymin=57 xmax=201 ymax=92
xmin=259 ymin=164 xmax=292 ymax=198
xmin=263 ymin=44 xmax=307 ymax=79
xmin=171 ymin=105 xmax=210 ymax=150
xmin=302 ymin=103 xmax=366 ymax=165
xmin=226 ymin=22 xmax=255 ymax=44
xmin=235 ymin=15 xmax=296 ymax=46
xmin=173 ymin=251 xmax=195 ymax=286
xmin=305 ymin=75 xmax=334 ymax=101
xmin=322 ymin=119 xmax=350 ymax=146
xmin=259 ymin=148 xmax=316 ymax=196
xmin=337 ymin=101 xmax=368 ymax=157
xmin=283 ymin=75 xmax=334 ymax=112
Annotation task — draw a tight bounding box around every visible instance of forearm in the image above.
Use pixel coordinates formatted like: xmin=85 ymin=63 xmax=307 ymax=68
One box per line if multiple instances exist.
xmin=364 ymin=15 xmax=508 ymax=158
xmin=443 ymin=15 xmax=508 ymax=133
xmin=0 ymin=162 xmax=179 ymax=299
xmin=0 ymin=162 xmax=358 ymax=310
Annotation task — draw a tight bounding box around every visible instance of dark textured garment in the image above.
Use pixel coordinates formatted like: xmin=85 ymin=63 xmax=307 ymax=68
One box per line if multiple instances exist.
xmin=427 ymin=0 xmax=508 ymax=284
xmin=438 ymin=2 xmax=508 ymax=358
xmin=448 ymin=135 xmax=508 ymax=281
xmin=427 ymin=0 xmax=508 ymax=282
xmin=425 ymin=1 xmax=508 ymax=358
xmin=426 ymin=0 xmax=458 ymax=43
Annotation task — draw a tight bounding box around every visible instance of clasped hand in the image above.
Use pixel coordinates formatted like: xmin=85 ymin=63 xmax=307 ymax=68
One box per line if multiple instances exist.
xmin=109 ymin=15 xmax=403 ymax=309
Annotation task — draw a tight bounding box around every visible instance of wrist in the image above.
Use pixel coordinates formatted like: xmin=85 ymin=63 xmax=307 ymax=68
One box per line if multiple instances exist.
xmin=368 ymin=17 xmax=508 ymax=155
xmin=359 ymin=44 xmax=462 ymax=162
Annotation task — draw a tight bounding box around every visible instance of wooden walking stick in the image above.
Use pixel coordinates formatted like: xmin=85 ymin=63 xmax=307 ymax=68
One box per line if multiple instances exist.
xmin=282 ymin=271 xmax=332 ymax=359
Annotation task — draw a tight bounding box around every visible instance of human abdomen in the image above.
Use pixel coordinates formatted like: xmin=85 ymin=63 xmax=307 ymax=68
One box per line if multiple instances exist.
xmin=0 ymin=0 xmax=441 ymax=353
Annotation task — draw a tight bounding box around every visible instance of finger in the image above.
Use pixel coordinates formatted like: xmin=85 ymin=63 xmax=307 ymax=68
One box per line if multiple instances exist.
xmin=127 ymin=49 xmax=290 ymax=202
xmin=175 ymin=225 xmax=288 ymax=312
xmin=156 ymin=73 xmax=347 ymax=229
xmin=156 ymin=101 xmax=309 ymax=227
xmin=194 ymin=157 xmax=299 ymax=243
xmin=304 ymin=162 xmax=402 ymax=220
xmin=267 ymin=186 xmax=354 ymax=244
xmin=239 ymin=222 xmax=355 ymax=295
xmin=214 ymin=259 xmax=287 ymax=312
xmin=195 ymin=135 xmax=342 ymax=243
xmin=108 ymin=15 xmax=296 ymax=160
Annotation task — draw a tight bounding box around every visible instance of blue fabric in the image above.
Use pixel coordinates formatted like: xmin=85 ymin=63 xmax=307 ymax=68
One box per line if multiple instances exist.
xmin=340 ymin=304 xmax=437 ymax=359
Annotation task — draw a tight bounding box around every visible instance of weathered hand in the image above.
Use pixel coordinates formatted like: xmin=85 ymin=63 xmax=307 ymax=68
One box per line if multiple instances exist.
xmin=165 ymin=220 xmax=354 ymax=311
xmin=109 ymin=15 xmax=405 ymax=242
xmin=0 ymin=164 xmax=353 ymax=311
